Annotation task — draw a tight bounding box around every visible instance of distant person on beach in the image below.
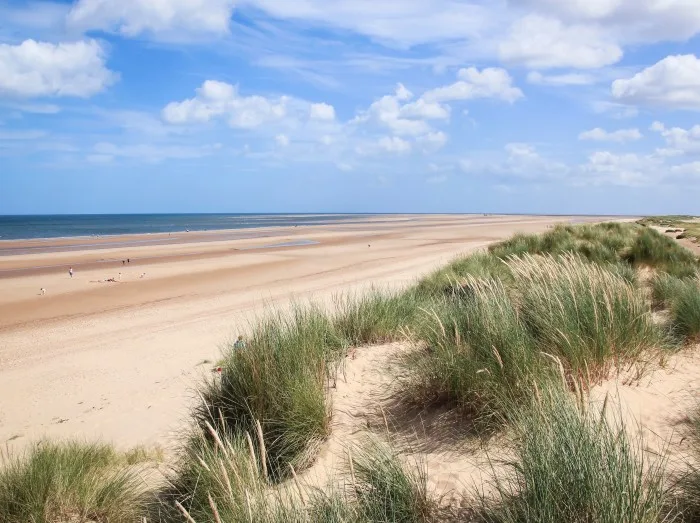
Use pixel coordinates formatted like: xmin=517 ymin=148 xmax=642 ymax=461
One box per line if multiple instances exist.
xmin=127 ymin=259 xmax=130 ymax=263
xmin=69 ymin=267 xmax=73 ymax=278
xmin=234 ymin=336 xmax=246 ymax=350
xmin=40 ymin=288 xmax=46 ymax=295
xmin=122 ymin=260 xmax=125 ymax=265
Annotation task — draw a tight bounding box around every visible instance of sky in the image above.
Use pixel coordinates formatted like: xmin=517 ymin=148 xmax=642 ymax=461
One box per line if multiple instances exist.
xmin=1 ymin=0 xmax=700 ymax=215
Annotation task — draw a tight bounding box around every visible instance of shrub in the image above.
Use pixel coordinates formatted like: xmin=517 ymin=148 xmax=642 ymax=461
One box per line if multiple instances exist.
xmin=0 ymin=442 xmax=147 ymax=523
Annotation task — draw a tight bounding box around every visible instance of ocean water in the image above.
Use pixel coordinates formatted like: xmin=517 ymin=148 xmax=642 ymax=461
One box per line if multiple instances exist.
xmin=0 ymin=214 xmax=373 ymax=241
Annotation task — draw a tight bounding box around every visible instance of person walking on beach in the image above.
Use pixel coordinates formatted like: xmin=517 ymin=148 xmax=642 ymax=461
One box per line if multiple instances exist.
xmin=69 ymin=267 xmax=73 ymax=278
xmin=234 ymin=336 xmax=246 ymax=351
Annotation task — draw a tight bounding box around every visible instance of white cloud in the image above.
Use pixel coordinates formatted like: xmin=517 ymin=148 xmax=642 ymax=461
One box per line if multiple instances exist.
xmin=68 ymin=0 xmax=235 ymax=39
xmin=500 ymin=15 xmax=622 ymax=69
xmin=377 ymin=136 xmax=411 ymax=154
xmin=275 ymin=134 xmax=290 ymax=147
xmin=399 ymin=99 xmax=450 ymax=120
xmin=417 ymin=131 xmax=448 ymax=152
xmin=507 ymin=0 xmax=700 ymax=43
xmin=527 ymin=71 xmax=595 ymax=86
xmin=612 ymin=54 xmax=700 ymax=110
xmin=579 ymin=150 xmax=660 ymax=186
xmin=650 ymin=121 xmax=700 ymax=155
xmin=310 ymin=102 xmax=335 ymax=121
xmin=241 ymin=0 xmax=492 ymax=48
xmin=0 ymin=39 xmax=116 ymax=98
xmin=591 ymin=101 xmax=639 ymax=119
xmin=423 ymin=67 xmax=523 ymax=103
xmin=353 ymin=83 xmax=434 ymax=136
xmin=162 ymin=80 xmax=291 ymax=128
xmin=578 ymin=127 xmax=642 ymax=143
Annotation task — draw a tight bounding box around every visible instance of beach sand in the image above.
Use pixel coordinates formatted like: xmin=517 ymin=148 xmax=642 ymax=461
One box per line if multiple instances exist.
xmin=0 ymin=215 xmax=617 ymax=451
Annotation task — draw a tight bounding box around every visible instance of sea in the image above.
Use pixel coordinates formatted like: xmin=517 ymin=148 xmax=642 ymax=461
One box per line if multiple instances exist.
xmin=0 ymin=214 xmax=375 ymax=241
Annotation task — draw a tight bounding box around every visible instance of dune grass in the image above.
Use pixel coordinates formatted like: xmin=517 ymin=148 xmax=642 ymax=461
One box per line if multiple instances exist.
xmin=350 ymin=437 xmax=436 ymax=523
xmin=490 ymin=222 xmax=698 ymax=278
xmin=404 ymin=253 xmax=663 ymax=429
xmin=405 ymin=276 xmax=543 ymax=429
xmin=511 ymin=253 xmax=663 ymax=376
xmin=194 ymin=305 xmax=343 ymax=481
xmin=155 ymin=426 xmax=436 ymax=523
xmin=650 ymin=273 xmax=700 ymax=342
xmin=478 ymin=387 xmax=674 ymax=523
xmin=415 ymin=252 xmax=513 ymax=298
xmin=0 ymin=442 xmax=147 ymax=523
xmin=672 ymin=405 xmax=700 ymax=522
xmin=194 ymin=291 xmax=424 ymax=483
xmin=639 ymin=216 xmax=700 ymax=245
xmin=668 ymin=277 xmax=700 ymax=342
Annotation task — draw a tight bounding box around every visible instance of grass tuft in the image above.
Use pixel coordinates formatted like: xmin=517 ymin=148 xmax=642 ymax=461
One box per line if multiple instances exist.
xmin=478 ymin=387 xmax=673 ymax=523
xmin=350 ymin=437 xmax=436 ymax=522
xmin=510 ymin=253 xmax=663 ymax=376
xmin=0 ymin=441 xmax=147 ymax=523
xmin=406 ymin=276 xmax=540 ymax=428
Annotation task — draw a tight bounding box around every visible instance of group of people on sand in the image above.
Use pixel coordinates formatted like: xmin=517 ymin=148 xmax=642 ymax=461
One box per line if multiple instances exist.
xmin=39 ymin=263 xmax=145 ymax=295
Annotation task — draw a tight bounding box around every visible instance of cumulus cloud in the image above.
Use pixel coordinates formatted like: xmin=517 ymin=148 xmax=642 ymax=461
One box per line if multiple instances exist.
xmin=275 ymin=134 xmax=290 ymax=147
xmin=163 ymin=80 xmax=335 ymax=129
xmin=377 ymin=136 xmax=412 ymax=154
xmin=500 ymin=15 xmax=622 ymax=69
xmin=310 ymin=102 xmax=335 ymax=121
xmin=67 ymin=0 xmax=235 ymax=39
xmin=612 ymin=55 xmax=700 ymax=110
xmin=0 ymin=39 xmax=116 ymax=98
xmin=578 ymin=127 xmax=642 ymax=143
xmin=399 ymin=98 xmax=451 ymax=120
xmin=353 ymin=83 xmax=437 ymax=136
xmin=422 ymin=67 xmax=523 ymax=103
xmin=650 ymin=121 xmax=700 ymax=155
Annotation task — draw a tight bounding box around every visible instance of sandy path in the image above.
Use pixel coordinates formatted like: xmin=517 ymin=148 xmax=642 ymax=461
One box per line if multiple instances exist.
xmin=0 ymin=215 xmax=609 ymax=451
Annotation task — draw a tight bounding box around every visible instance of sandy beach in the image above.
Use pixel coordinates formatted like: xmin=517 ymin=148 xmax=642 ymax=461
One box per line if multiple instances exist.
xmin=0 ymin=214 xmax=617 ymax=451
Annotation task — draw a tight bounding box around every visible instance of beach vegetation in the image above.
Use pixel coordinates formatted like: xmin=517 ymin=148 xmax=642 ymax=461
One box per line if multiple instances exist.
xmin=0 ymin=442 xmax=147 ymax=523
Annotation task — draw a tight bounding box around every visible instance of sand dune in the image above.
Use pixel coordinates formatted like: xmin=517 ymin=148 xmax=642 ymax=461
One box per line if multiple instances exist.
xmin=0 ymin=215 xmax=614 ymax=451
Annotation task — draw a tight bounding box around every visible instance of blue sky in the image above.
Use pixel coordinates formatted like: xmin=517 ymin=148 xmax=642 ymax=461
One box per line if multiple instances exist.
xmin=1 ymin=0 xmax=700 ymax=214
